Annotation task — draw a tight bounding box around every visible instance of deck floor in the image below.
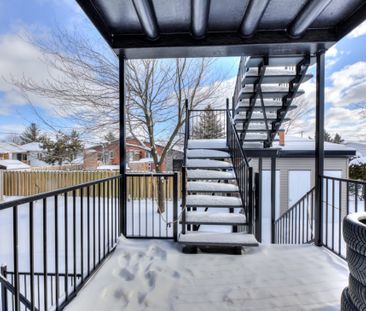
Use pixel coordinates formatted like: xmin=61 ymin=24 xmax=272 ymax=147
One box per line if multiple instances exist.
xmin=65 ymin=238 xmax=348 ymax=311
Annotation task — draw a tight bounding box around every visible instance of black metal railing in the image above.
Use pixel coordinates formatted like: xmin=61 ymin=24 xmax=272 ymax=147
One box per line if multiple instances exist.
xmin=322 ymin=176 xmax=366 ymax=259
xmin=274 ymin=187 xmax=315 ymax=245
xmin=226 ymin=103 xmax=258 ymax=237
xmin=181 ymin=99 xmax=189 ymax=235
xmin=0 ymin=175 xmax=121 ymax=311
xmin=125 ymin=173 xmax=178 ymax=240
xmin=274 ymin=176 xmax=366 ymax=259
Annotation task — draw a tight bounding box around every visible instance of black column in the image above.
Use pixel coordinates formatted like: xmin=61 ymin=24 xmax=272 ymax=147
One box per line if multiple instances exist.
xmin=314 ymin=50 xmax=325 ymax=246
xmin=271 ymin=156 xmax=276 ymax=243
xmin=119 ymin=55 xmax=127 ymax=236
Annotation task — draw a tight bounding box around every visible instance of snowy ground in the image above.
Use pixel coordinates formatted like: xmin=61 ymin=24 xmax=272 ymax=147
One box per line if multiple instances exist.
xmin=65 ymin=238 xmax=348 ymax=311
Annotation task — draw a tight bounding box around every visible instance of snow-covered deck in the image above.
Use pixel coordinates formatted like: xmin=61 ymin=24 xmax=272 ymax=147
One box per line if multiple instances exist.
xmin=65 ymin=238 xmax=348 ymax=311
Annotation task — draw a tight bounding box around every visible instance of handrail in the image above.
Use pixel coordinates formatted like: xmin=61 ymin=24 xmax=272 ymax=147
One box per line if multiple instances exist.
xmin=226 ymin=108 xmax=250 ymax=167
xmin=181 ymin=99 xmax=189 ymax=234
xmin=0 ymin=175 xmax=121 ymax=210
xmin=0 ymin=273 xmax=39 ymax=311
xmin=323 ymin=175 xmax=366 ymax=185
xmin=274 ymin=186 xmax=316 ymax=224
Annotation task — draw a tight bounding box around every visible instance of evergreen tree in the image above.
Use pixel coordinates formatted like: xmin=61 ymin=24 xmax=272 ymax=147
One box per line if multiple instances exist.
xmin=324 ymin=131 xmax=332 ymax=143
xmin=324 ymin=131 xmax=345 ymax=144
xmin=332 ymin=133 xmax=344 ymax=144
xmin=19 ymin=123 xmax=43 ymax=144
xmin=42 ymin=130 xmax=83 ymax=165
xmin=192 ymin=104 xmax=224 ymax=139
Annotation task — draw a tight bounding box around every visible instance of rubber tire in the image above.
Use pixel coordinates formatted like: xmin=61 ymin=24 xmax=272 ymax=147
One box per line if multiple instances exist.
xmin=343 ymin=213 xmax=366 ymax=256
xmin=341 ymin=288 xmax=358 ymax=311
xmin=347 ymin=247 xmax=366 ymax=287
xmin=349 ymin=274 xmax=366 ymax=311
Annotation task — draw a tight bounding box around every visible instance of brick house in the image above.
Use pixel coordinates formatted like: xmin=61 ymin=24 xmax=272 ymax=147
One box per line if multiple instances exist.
xmin=83 ymin=137 xmax=182 ymax=171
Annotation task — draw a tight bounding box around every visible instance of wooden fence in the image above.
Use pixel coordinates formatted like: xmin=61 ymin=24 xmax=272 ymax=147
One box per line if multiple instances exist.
xmin=1 ymin=171 xmax=181 ymax=199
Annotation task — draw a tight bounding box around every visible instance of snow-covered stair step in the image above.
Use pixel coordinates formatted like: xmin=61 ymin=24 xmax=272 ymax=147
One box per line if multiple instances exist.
xmin=186 ymin=159 xmax=232 ymax=169
xmin=187 ymin=169 xmax=235 ymax=180
xmin=178 ymin=232 xmax=258 ymax=247
xmin=186 ymin=195 xmax=242 ymax=207
xmin=188 ymin=139 xmax=227 ymax=150
xmin=187 ymin=149 xmax=230 ymax=159
xmin=187 ymin=181 xmax=239 ymax=193
xmin=185 ymin=211 xmax=246 ymax=225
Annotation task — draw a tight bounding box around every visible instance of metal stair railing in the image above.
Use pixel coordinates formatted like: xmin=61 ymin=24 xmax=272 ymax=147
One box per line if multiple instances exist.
xmin=274 ymin=187 xmax=316 ymax=245
xmin=226 ymin=100 xmax=257 ymax=236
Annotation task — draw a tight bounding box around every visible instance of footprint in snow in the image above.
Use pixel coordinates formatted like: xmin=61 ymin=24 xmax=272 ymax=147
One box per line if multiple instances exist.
xmin=148 ymin=245 xmax=167 ymax=260
xmin=119 ymin=268 xmax=135 ymax=281
xmin=172 ymin=270 xmax=180 ymax=279
xmin=137 ymin=291 xmax=148 ymax=306
xmin=114 ymin=288 xmax=129 ymax=307
xmin=144 ymin=270 xmax=157 ymax=289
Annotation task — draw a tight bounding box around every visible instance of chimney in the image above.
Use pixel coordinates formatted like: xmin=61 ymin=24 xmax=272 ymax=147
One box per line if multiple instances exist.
xmin=279 ymin=130 xmax=285 ymax=146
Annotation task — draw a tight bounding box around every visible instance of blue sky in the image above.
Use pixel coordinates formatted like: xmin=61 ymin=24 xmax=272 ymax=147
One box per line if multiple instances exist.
xmin=0 ymin=0 xmax=366 ymax=142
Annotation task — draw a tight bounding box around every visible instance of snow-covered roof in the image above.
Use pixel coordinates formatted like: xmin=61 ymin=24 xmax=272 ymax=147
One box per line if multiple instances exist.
xmin=71 ymin=157 xmax=84 ymax=165
xmin=272 ymin=135 xmax=356 ymax=156
xmin=0 ymin=160 xmax=31 ymax=170
xmin=97 ymin=165 xmax=119 ymax=171
xmin=349 ymin=156 xmax=366 ymax=166
xmin=130 ymin=157 xmax=154 ymax=164
xmin=345 ymin=142 xmax=366 ymax=157
xmin=0 ymin=142 xmax=25 ymax=153
xmin=20 ymin=142 xmax=44 ymax=152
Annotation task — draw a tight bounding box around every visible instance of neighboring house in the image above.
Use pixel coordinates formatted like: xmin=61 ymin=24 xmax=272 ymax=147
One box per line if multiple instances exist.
xmin=0 ymin=142 xmax=47 ymax=167
xmin=248 ymin=133 xmax=356 ymax=216
xmin=0 ymin=159 xmax=31 ymax=170
xmin=0 ymin=142 xmax=27 ymax=162
xmin=84 ymin=137 xmax=183 ymax=172
xmin=20 ymin=142 xmax=48 ymax=167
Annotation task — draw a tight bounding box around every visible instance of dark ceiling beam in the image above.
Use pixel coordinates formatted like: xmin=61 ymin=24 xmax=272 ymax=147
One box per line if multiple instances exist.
xmin=288 ymin=0 xmax=332 ymax=38
xmin=113 ymin=29 xmax=336 ymax=59
xmin=131 ymin=0 xmax=159 ymax=40
xmin=240 ymin=0 xmax=270 ymax=38
xmin=335 ymin=2 xmax=366 ymax=40
xmin=75 ymin=0 xmax=111 ymax=44
xmin=191 ymin=0 xmax=210 ymax=39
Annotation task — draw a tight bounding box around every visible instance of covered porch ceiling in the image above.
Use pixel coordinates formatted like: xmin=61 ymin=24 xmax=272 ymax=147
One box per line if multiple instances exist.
xmin=76 ymin=0 xmax=366 ymax=59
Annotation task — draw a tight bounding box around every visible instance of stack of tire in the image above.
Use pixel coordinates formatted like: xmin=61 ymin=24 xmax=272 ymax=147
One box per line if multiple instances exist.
xmin=342 ymin=212 xmax=366 ymax=311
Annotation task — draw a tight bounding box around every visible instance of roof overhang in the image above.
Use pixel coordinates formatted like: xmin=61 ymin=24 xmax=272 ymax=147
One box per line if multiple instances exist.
xmin=245 ymin=148 xmax=356 ymax=158
xmin=76 ymin=0 xmax=366 ymax=59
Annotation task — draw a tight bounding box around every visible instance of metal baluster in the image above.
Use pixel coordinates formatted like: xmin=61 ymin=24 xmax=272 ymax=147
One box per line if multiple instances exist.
xmin=54 ymin=195 xmax=59 ymax=309
xmin=72 ymin=190 xmax=76 ymax=291
xmin=43 ymin=198 xmax=48 ymax=311
xmin=29 ymin=202 xmax=35 ymax=311
xmin=64 ymin=192 xmax=69 ymax=300
xmin=87 ymin=186 xmax=90 ymax=275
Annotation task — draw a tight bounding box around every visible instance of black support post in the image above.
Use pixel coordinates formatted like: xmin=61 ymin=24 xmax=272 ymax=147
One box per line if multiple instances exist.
xmin=314 ymin=50 xmax=325 ymax=246
xmin=271 ymin=156 xmax=276 ymax=243
xmin=119 ymin=55 xmax=127 ymax=237
xmin=1 ymin=265 xmax=8 ymax=311
xmin=257 ymin=158 xmax=263 ymax=242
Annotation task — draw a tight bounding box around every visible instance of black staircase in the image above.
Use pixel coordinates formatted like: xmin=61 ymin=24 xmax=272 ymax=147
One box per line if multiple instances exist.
xmin=233 ymin=56 xmax=313 ymax=148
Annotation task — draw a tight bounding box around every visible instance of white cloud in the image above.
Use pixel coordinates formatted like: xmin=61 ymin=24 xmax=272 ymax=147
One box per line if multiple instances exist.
xmin=0 ymin=31 xmax=67 ymax=114
xmin=327 ymin=46 xmax=338 ymax=58
xmin=326 ymin=61 xmax=366 ymax=107
xmin=287 ymin=63 xmax=366 ymax=141
xmin=348 ymin=20 xmax=366 ymax=39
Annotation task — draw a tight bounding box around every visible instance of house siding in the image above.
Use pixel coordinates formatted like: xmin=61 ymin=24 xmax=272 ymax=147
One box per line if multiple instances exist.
xmin=249 ymin=157 xmax=349 ymax=215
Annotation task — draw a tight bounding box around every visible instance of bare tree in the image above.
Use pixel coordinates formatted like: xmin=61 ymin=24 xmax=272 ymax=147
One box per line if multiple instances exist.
xmin=10 ymin=30 xmax=222 ymax=212
xmin=283 ymin=95 xmax=314 ymax=134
